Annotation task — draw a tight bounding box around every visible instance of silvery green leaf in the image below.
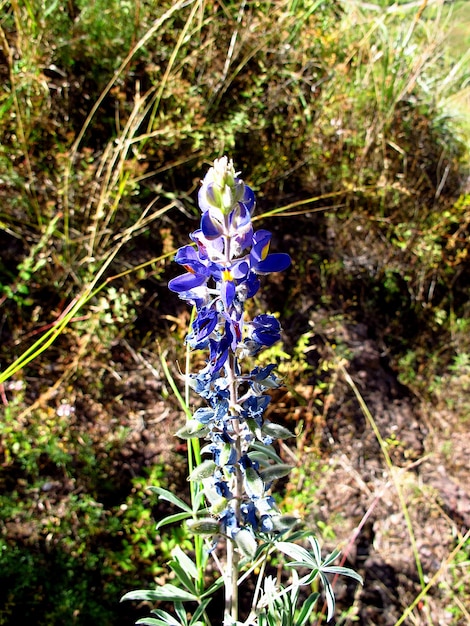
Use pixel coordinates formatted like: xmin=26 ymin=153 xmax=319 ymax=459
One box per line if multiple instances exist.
xmin=249 ymin=441 xmax=283 ymax=463
xmin=320 ymin=546 xmax=341 ymax=566
xmin=218 ymin=442 xmax=234 ymax=466
xmin=210 ymin=496 xmax=228 ymax=515
xmin=174 ymin=602 xmax=188 ymax=625
xmin=152 ymin=607 xmax=186 ymax=625
xmin=244 ymin=466 xmax=264 ymax=498
xmin=136 ymin=617 xmax=176 ymax=626
xmin=276 ymin=541 xmax=315 ymax=567
xmin=172 ymin=546 xmax=198 ymax=580
xmin=175 ymin=420 xmax=209 ymax=439
xmin=246 ymin=417 xmax=262 ymax=438
xmin=272 ymin=515 xmax=301 ymax=532
xmin=307 ymin=536 xmax=323 ymax=564
xmin=294 ymin=592 xmax=320 ymax=626
xmin=247 ymin=451 xmax=272 ymax=466
xmin=168 ymin=559 xmax=197 ymax=596
xmin=235 ymin=528 xmax=257 ymax=559
xmin=190 ymin=598 xmax=212 ymax=624
xmin=200 ymin=573 xmax=225 ymax=599
xmin=260 ymin=464 xmax=293 ymax=482
xmin=168 ymin=547 xmax=199 ymax=594
xmin=150 ymin=608 xmax=183 ymax=626
xmin=156 ymin=511 xmax=193 ymax=530
xmin=186 ymin=518 xmax=220 ymax=535
xmin=261 ymin=422 xmax=295 ymax=440
xmin=149 ymin=487 xmax=191 ymax=513
xmin=321 ymin=565 xmax=363 ymax=585
xmin=121 ymin=584 xmax=197 ymax=603
xmin=320 ymin=572 xmax=336 ymax=622
xmin=188 ymin=460 xmax=216 ymax=481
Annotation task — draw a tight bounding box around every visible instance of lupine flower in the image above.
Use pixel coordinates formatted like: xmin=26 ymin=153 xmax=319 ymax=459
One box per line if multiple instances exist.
xmin=169 ymin=156 xmax=291 ymax=539
xmin=123 ymin=158 xmax=362 ymax=626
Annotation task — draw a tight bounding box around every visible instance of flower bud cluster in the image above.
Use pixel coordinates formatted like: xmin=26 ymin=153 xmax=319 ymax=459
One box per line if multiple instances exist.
xmin=169 ymin=157 xmax=291 ymax=544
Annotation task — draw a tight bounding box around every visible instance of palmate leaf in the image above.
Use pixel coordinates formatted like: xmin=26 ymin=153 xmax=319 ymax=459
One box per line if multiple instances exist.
xmin=276 ymin=541 xmax=317 ymax=569
xmin=260 ymin=463 xmax=294 ymax=482
xmin=244 ymin=466 xmax=264 ymax=498
xmin=190 ymin=597 xmax=212 ymax=624
xmin=155 ymin=510 xmax=193 ymax=531
xmin=320 ymin=572 xmax=335 ymax=622
xmin=276 ymin=536 xmax=363 ymax=622
xmin=307 ymin=536 xmax=323 ymax=564
xmin=136 ymin=618 xmax=176 ymax=626
xmin=121 ymin=584 xmax=198 ymax=603
xmin=168 ymin=555 xmax=198 ymax=596
xmin=188 ymin=460 xmax=217 ymax=481
xmin=295 ymin=592 xmax=320 ymax=626
xmin=149 ymin=487 xmax=192 ymax=513
xmin=322 ymin=565 xmax=364 ymax=585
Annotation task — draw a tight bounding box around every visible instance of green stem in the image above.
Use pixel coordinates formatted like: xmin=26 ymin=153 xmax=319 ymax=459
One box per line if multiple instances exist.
xmin=184 ymin=315 xmax=206 ymax=596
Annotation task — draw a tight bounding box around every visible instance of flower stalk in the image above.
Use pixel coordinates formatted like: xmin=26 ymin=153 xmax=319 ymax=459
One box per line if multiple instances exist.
xmin=122 ymin=156 xmax=362 ymax=626
xmin=169 ymin=157 xmax=291 ymax=623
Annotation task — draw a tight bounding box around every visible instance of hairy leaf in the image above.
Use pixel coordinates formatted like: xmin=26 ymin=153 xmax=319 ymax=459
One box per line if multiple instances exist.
xmin=121 ymin=584 xmax=198 ymax=603
xmin=260 ymin=463 xmax=294 ymax=482
xmin=188 ymin=460 xmax=217 ymax=481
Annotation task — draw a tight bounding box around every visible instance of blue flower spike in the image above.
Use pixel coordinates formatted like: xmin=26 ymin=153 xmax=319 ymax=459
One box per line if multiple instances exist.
xmin=169 ymin=156 xmax=292 ymax=540
xmin=124 ymin=158 xmax=362 ymax=626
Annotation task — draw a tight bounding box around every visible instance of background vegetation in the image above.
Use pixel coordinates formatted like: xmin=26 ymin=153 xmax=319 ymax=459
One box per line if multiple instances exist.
xmin=0 ymin=0 xmax=469 ymax=624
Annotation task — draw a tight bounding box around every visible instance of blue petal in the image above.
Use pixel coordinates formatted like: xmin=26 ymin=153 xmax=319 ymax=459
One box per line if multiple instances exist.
xmin=201 ymin=210 xmax=224 ymax=240
xmin=245 ymin=272 xmax=260 ymax=298
xmin=174 ymin=245 xmax=200 ymax=266
xmin=251 ymin=230 xmax=272 ymax=263
xmin=168 ymin=272 xmax=207 ymax=292
xmin=254 ymin=253 xmax=291 ymax=274
xmin=241 ymin=185 xmax=255 ymax=213
xmin=198 ymin=181 xmax=218 ymax=213
xmin=192 ymin=307 xmax=218 ymax=340
xmin=221 ymin=278 xmax=236 ymax=309
xmin=193 ymin=407 xmax=215 ymax=424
